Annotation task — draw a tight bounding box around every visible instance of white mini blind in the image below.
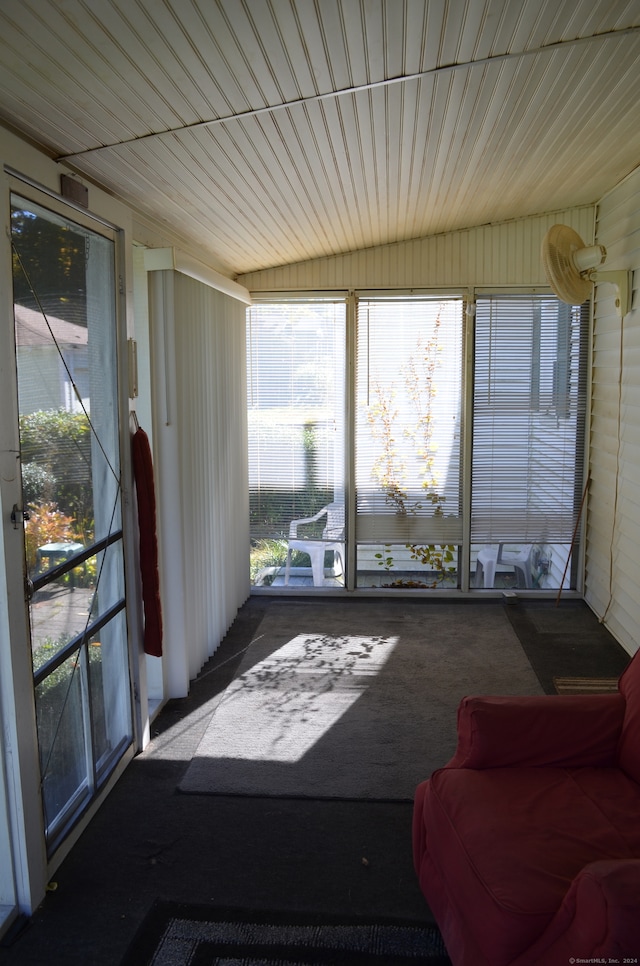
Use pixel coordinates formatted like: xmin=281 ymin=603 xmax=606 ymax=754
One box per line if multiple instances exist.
xmin=472 ymin=294 xmax=587 ymax=542
xmin=355 ymin=296 xmax=464 ymax=542
xmin=246 ymin=298 xmax=347 ymax=543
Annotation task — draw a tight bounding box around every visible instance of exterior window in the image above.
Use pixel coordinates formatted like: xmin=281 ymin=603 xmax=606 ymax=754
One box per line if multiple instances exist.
xmin=471 ymin=295 xmax=588 ymax=590
xmin=247 ymin=299 xmax=346 ymax=587
xmin=246 ymin=292 xmax=587 ymax=593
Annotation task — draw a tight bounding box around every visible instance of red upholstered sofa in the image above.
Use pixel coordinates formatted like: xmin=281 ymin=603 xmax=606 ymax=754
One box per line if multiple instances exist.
xmin=413 ymin=648 xmax=640 ymax=966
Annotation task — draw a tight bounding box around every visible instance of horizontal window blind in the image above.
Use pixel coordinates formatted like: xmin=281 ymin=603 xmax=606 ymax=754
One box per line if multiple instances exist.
xmin=472 ymin=295 xmax=587 ymax=542
xmin=355 ymin=296 xmax=464 ymax=542
xmin=247 ymin=299 xmax=346 ymax=547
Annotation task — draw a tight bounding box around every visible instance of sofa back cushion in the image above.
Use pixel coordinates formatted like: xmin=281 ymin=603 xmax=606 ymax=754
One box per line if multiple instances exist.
xmin=618 ymin=648 xmax=640 ymax=784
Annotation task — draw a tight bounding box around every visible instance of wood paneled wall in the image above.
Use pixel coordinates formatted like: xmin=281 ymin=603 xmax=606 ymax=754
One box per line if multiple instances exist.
xmin=587 ymin=171 xmax=640 ymax=656
xmin=238 ymin=207 xmax=595 ymax=291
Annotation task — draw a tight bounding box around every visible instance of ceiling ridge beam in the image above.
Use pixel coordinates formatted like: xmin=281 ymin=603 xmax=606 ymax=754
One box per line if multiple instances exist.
xmin=57 ymin=26 xmax=640 ymax=162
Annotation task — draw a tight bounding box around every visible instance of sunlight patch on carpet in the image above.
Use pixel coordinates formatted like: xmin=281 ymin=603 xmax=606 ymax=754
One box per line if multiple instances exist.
xmin=210 ymin=632 xmax=399 ymax=763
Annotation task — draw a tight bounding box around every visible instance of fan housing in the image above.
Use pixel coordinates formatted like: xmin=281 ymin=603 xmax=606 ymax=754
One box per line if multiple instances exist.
xmin=541 ymin=224 xmax=631 ymax=316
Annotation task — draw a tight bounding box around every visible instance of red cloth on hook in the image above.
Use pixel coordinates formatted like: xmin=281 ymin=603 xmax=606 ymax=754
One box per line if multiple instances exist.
xmin=131 ymin=425 xmax=163 ymax=657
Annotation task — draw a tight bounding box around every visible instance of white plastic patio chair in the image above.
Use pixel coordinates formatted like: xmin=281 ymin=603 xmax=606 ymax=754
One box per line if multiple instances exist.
xmin=475 ymin=544 xmax=534 ymax=589
xmin=284 ymin=502 xmax=345 ymax=586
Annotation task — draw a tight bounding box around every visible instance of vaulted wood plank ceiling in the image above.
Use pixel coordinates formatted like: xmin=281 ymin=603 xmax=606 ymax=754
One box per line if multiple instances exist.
xmin=1 ymin=0 xmax=639 ymax=277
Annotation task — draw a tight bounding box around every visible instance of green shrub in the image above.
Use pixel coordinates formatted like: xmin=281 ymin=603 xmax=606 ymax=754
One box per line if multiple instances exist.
xmin=250 ymin=538 xmax=310 ymax=585
xmin=21 ymin=462 xmax=57 ymax=505
xmin=32 ymin=635 xmax=73 ymax=689
xmin=19 ymin=409 xmax=92 ymax=527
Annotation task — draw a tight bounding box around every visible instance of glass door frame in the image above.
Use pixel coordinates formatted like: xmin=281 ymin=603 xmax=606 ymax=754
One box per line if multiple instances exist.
xmin=0 ymin=168 xmax=140 ymax=915
xmin=350 ymin=289 xmax=469 ymax=591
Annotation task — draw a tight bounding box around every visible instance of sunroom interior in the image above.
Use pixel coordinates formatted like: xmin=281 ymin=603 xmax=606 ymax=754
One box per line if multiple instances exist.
xmin=1 ymin=0 xmax=640 ymax=936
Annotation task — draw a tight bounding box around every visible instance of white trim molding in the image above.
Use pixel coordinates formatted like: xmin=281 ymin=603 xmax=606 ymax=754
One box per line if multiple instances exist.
xmin=144 ymin=248 xmax=252 ymax=305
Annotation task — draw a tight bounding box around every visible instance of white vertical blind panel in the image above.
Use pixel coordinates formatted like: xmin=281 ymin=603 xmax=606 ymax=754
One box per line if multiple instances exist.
xmin=154 ymin=271 xmax=249 ymax=689
xmin=586 ymin=166 xmax=640 ymax=654
xmin=175 ymin=274 xmax=249 ymax=678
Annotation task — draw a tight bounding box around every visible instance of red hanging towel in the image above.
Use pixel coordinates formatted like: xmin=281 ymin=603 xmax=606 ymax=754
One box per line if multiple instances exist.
xmin=131 ymin=424 xmax=163 ymax=657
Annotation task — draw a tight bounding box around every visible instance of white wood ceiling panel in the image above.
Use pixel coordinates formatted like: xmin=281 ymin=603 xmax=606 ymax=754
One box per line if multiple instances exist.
xmin=219 ymin=1 xmax=301 ymax=105
xmin=268 ymin=107 xmax=348 ymax=252
xmin=1 ymin=0 xmax=640 ymax=276
xmin=490 ymin=1 xmax=547 ymax=54
xmin=310 ymin=96 xmax=366 ymax=245
xmin=0 ymin=1 xmax=184 ymax=143
xmin=267 ymin=5 xmax=320 ymax=97
xmin=381 ymin=1 xmax=407 ymax=77
xmin=402 ymin=2 xmax=430 ymax=72
xmin=185 ymin=2 xmax=274 ymax=111
xmin=222 ymin=117 xmax=331 ymax=249
xmin=455 ymin=1 xmax=495 ymax=62
xmin=0 ymin=9 xmax=135 ymax=148
xmin=99 ymin=138 xmax=266 ymax=268
xmin=97 ymin=2 xmax=215 ymax=122
xmin=421 ymin=2 xmax=448 ymax=69
xmin=314 ymin=98 xmax=367 ymax=245
xmin=311 ymin=0 xmax=354 ymax=91
xmin=210 ymin=116 xmax=345 ymax=262
xmin=47 ymin=3 xmax=195 ymax=133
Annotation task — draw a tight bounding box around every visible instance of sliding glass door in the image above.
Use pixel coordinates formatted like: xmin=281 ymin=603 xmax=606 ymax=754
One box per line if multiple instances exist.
xmin=355 ymin=295 xmax=464 ymax=588
xmin=11 ymin=193 xmax=132 ymax=853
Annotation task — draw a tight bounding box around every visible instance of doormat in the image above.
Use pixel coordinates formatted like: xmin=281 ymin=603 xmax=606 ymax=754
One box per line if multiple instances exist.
xmin=179 ymin=601 xmax=543 ymax=801
xmin=553 ymin=676 xmax=620 ymax=694
xmin=119 ymin=901 xmax=452 ymax=966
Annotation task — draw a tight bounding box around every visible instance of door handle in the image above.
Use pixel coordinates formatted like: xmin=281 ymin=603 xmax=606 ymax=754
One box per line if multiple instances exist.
xmin=11 ymin=504 xmax=30 ymax=529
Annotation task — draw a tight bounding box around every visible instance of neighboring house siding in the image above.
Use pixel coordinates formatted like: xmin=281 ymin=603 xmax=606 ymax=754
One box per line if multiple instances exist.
xmin=238 ymin=207 xmax=595 ymax=291
xmin=16 ymin=346 xmax=62 ymax=415
xmin=587 ymin=170 xmax=640 ymax=656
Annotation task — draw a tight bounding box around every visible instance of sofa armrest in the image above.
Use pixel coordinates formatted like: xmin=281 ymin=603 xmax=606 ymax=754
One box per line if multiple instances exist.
xmin=448 ymin=692 xmax=626 ymax=769
xmin=516 ymin=860 xmax=640 ymax=966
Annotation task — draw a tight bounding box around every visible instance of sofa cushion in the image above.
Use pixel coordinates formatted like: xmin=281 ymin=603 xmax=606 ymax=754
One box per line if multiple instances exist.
xmin=618 ymin=649 xmax=640 ymax=783
xmin=450 ymin=693 xmax=625 ymax=769
xmin=422 ymin=765 xmax=640 ymax=966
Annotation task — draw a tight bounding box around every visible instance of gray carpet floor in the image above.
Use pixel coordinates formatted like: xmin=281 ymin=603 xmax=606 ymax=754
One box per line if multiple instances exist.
xmin=0 ymin=596 xmax=630 ymax=966
xmin=180 ymin=601 xmax=542 ymax=800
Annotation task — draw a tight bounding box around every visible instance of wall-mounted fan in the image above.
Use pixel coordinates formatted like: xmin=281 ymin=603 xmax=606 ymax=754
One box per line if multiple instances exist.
xmin=541 ymin=224 xmax=631 ymax=317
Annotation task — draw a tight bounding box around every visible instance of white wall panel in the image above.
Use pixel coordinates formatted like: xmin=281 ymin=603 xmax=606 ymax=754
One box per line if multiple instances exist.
xmin=586 ymin=168 xmax=640 ymax=655
xmin=238 ymin=207 xmax=595 ymax=291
